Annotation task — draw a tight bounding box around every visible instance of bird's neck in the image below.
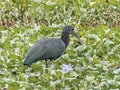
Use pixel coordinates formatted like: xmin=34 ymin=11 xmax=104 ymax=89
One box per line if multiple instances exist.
xmin=61 ymin=32 xmax=69 ymax=48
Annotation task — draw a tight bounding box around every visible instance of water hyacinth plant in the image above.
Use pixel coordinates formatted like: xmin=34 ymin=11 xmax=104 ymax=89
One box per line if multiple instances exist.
xmin=1 ymin=0 xmax=120 ymax=89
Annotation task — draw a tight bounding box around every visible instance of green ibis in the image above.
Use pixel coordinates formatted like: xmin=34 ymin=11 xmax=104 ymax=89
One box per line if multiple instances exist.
xmin=24 ymin=25 xmax=83 ymax=67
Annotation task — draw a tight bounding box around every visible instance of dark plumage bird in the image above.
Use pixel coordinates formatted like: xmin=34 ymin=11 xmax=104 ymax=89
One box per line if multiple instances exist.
xmin=24 ymin=25 xmax=83 ymax=67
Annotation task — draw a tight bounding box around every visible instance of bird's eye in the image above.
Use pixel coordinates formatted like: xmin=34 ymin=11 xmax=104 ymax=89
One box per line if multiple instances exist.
xmin=68 ymin=29 xmax=70 ymax=31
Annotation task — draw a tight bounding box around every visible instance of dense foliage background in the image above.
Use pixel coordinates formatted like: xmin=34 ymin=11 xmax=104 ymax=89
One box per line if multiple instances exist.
xmin=0 ymin=0 xmax=120 ymax=89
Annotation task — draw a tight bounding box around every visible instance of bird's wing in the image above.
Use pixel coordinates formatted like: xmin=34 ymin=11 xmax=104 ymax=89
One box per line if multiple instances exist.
xmin=24 ymin=38 xmax=65 ymax=65
xmin=24 ymin=43 xmax=49 ymax=65
xmin=44 ymin=39 xmax=65 ymax=59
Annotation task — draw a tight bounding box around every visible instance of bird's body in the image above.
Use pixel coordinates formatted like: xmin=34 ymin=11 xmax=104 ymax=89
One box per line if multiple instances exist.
xmin=24 ymin=38 xmax=65 ymax=66
xmin=24 ymin=25 xmax=83 ymax=67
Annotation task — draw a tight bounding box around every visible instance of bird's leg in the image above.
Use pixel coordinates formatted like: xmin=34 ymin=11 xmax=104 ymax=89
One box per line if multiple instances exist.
xmin=47 ymin=60 xmax=51 ymax=67
xmin=45 ymin=60 xmax=51 ymax=68
xmin=45 ymin=60 xmax=48 ymax=68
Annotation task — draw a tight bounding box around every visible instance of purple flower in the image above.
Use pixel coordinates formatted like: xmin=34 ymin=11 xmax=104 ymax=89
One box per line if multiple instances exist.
xmin=62 ymin=64 xmax=73 ymax=74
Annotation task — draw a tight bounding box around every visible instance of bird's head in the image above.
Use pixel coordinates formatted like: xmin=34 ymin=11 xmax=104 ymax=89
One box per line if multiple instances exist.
xmin=63 ymin=25 xmax=74 ymax=34
xmin=63 ymin=25 xmax=84 ymax=45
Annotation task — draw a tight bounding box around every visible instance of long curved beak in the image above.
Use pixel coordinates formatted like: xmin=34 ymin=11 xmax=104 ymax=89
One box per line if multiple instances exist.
xmin=71 ymin=31 xmax=84 ymax=45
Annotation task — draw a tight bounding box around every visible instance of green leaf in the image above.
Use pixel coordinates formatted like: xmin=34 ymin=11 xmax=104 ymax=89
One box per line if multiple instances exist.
xmin=56 ymin=71 xmax=62 ymax=77
xmin=0 ymin=26 xmax=4 ymax=31
xmin=10 ymin=54 xmax=18 ymax=60
xmin=94 ymin=25 xmax=108 ymax=37
xmin=8 ymin=82 xmax=19 ymax=90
